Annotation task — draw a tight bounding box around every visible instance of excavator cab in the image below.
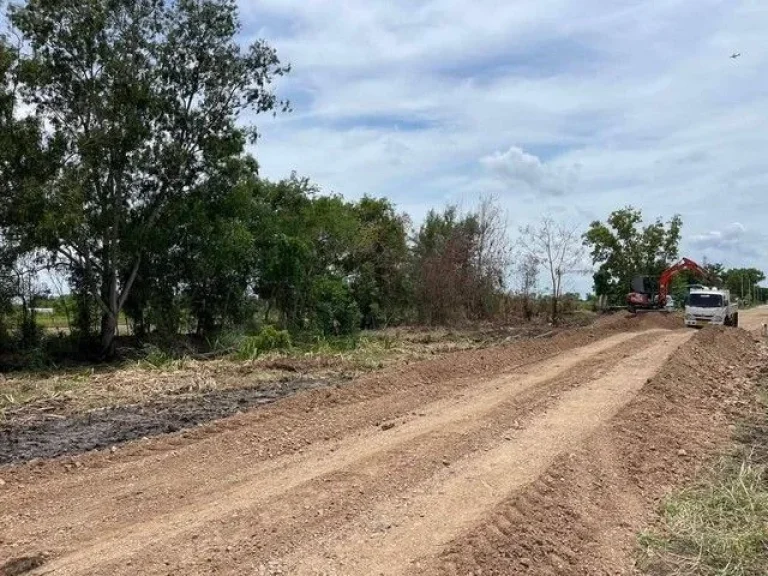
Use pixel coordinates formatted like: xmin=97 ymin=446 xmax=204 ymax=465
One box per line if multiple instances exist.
xmin=630 ymin=275 xmax=656 ymax=295
xmin=627 ymin=275 xmax=661 ymax=312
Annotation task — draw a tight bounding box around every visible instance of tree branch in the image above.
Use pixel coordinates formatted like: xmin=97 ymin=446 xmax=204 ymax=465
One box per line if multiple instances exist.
xmin=117 ymin=254 xmax=141 ymax=311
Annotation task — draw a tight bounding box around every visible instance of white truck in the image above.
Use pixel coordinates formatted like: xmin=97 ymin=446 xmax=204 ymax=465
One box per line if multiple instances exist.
xmin=684 ymin=288 xmax=739 ymax=327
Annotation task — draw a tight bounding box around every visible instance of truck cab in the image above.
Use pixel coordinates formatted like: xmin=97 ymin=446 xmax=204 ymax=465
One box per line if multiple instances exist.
xmin=684 ymin=288 xmax=739 ymax=327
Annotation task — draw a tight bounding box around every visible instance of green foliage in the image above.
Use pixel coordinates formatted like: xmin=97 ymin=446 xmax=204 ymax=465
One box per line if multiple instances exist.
xmin=164 ymin=162 xmax=262 ymax=335
xmin=233 ymin=326 xmax=292 ymax=360
xmin=722 ymin=268 xmax=766 ymax=304
xmin=1 ymin=0 xmax=528 ymax=362
xmin=311 ymin=276 xmax=362 ymax=336
xmin=704 ymin=263 xmax=726 ymax=282
xmin=349 ymin=197 xmax=411 ymax=328
xmin=250 ymin=180 xmax=411 ymax=335
xmin=301 ymin=333 xmax=360 ymax=356
xmin=141 ymin=345 xmax=175 ymax=369
xmin=1 ymin=0 xmax=289 ymax=354
xmin=584 ymin=207 xmax=683 ymax=301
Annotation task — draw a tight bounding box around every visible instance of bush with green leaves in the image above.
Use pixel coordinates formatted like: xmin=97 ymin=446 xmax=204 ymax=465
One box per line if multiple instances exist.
xmin=234 ymin=326 xmax=292 ymax=361
xmin=311 ymin=276 xmax=362 ymax=336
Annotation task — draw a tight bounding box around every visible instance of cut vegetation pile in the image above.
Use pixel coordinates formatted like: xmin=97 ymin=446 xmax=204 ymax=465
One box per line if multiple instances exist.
xmin=417 ymin=327 xmax=762 ymax=576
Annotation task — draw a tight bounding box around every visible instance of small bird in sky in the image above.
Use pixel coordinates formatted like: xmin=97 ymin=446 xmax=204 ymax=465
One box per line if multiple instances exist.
xmin=730 ymin=52 xmax=741 ymax=59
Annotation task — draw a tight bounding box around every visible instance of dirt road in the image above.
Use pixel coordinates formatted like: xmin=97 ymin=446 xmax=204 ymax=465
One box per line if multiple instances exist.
xmin=739 ymin=304 xmax=768 ymax=332
xmin=0 ymin=313 xmax=762 ymax=576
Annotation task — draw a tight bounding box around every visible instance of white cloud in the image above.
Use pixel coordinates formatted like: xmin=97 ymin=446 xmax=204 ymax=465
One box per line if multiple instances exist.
xmin=687 ymin=222 xmax=767 ymax=269
xmin=238 ymin=0 xmax=768 ymax=287
xmin=480 ymin=146 xmax=578 ymax=196
xmin=691 ymin=223 xmax=747 ymax=251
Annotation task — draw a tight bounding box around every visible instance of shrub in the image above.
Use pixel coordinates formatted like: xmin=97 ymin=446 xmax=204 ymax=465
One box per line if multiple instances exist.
xmin=141 ymin=344 xmax=174 ymax=368
xmin=233 ymin=325 xmax=292 ymax=361
xmin=311 ymin=276 xmax=362 ymax=336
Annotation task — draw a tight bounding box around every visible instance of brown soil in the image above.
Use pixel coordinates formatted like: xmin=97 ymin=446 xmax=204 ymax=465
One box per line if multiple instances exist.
xmin=593 ymin=310 xmax=685 ymax=332
xmin=0 ymin=310 xmax=762 ymax=576
xmin=0 ymin=312 xmax=669 ymax=467
xmin=413 ymin=326 xmax=761 ymax=576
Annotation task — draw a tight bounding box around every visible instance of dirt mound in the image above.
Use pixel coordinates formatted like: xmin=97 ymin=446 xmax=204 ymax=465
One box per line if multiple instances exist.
xmin=594 ymin=310 xmax=684 ymax=332
xmin=417 ymin=326 xmax=761 ymax=576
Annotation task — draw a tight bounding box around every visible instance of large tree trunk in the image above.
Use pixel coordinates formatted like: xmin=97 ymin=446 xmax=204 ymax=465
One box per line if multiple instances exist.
xmin=551 ymin=291 xmax=559 ymax=325
xmin=100 ymin=310 xmax=118 ymax=356
xmin=100 ymin=268 xmax=119 ymax=357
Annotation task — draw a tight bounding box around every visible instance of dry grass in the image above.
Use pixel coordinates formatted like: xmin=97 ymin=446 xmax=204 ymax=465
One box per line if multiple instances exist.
xmin=638 ymin=458 xmax=768 ymax=576
xmin=0 ymin=324 xmax=542 ymax=421
xmin=638 ymin=370 xmax=768 ymax=576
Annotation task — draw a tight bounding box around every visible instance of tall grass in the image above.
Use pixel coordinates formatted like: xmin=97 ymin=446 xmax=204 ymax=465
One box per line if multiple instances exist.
xmin=638 ymin=459 xmax=768 ymax=576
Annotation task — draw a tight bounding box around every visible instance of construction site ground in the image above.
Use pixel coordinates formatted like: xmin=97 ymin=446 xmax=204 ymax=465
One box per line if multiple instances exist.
xmin=2 ymin=308 xmax=767 ymax=576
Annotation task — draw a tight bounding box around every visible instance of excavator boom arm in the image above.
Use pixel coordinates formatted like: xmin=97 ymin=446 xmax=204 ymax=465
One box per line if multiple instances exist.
xmin=658 ymin=258 xmax=710 ymax=303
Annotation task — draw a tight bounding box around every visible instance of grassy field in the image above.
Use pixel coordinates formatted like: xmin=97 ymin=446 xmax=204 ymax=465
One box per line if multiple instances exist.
xmin=27 ymin=313 xmax=131 ymax=334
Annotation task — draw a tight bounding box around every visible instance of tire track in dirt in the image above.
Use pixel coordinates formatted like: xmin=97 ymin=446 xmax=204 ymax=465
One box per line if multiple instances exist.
xmin=280 ymin=331 xmax=693 ymax=576
xmin=3 ymin=331 xmax=667 ymax=575
xmin=413 ymin=326 xmax=761 ymax=576
xmin=66 ymin=331 xmax=670 ymax=576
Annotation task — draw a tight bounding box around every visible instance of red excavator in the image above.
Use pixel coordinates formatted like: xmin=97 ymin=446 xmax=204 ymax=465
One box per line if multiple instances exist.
xmin=627 ymin=257 xmax=711 ymax=313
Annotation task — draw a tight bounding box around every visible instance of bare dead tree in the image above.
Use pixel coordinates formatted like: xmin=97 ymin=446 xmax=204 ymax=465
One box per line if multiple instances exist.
xmin=474 ymin=195 xmax=514 ymax=316
xmin=519 ymin=217 xmax=586 ymax=324
xmin=475 ymin=195 xmax=513 ymax=278
xmin=515 ymin=254 xmax=539 ymax=321
xmin=413 ymin=196 xmax=514 ymax=325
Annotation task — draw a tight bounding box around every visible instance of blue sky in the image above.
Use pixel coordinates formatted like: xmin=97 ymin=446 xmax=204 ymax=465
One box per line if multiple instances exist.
xmin=240 ymin=0 xmax=768 ymax=293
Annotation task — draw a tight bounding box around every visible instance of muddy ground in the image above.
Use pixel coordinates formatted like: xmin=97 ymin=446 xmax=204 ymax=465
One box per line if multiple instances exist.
xmin=0 ymin=378 xmax=328 ymax=464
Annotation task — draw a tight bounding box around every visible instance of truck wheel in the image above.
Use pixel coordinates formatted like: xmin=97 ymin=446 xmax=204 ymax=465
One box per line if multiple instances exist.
xmin=734 ymin=313 xmax=739 ymax=328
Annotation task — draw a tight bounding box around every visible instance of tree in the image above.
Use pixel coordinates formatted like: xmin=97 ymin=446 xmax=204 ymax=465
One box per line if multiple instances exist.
xmin=515 ymin=254 xmax=539 ymax=321
xmin=3 ymin=0 xmax=289 ymax=354
xmin=0 ymin=243 xmax=49 ymax=347
xmin=250 ymin=175 xmax=375 ymax=335
xmin=251 ymin=175 xmax=315 ymax=329
xmin=0 ymin=243 xmax=19 ymax=341
xmin=0 ymin=35 xmax=63 ymax=292
xmin=473 ymin=195 xmax=514 ymax=317
xmin=519 ymin=217 xmax=585 ymax=324
xmin=723 ymin=268 xmax=766 ymax=304
xmin=704 ymin=262 xmax=726 ymax=282
xmin=348 ymin=197 xmax=411 ymax=329
xmin=173 ymin=162 xmax=262 ymax=335
xmin=583 ymin=207 xmax=682 ymax=302
xmin=412 ymin=199 xmax=512 ymax=325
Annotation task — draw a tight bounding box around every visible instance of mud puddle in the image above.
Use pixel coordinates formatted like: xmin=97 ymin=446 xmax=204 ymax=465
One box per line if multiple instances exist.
xmin=0 ymin=379 xmax=330 ymax=465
